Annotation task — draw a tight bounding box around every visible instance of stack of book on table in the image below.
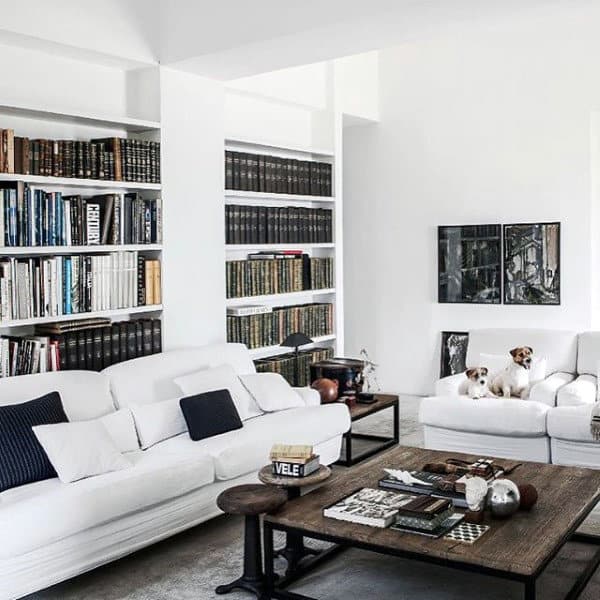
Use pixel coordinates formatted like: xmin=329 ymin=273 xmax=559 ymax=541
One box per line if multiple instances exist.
xmin=390 ymin=496 xmax=463 ymax=537
xmin=270 ymin=444 xmax=320 ymax=478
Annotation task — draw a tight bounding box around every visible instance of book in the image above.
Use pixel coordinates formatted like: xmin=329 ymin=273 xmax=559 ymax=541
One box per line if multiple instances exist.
xmin=226 ymin=305 xmax=272 ymax=317
xmin=395 ymin=496 xmax=452 ymax=519
xmin=390 ymin=513 xmax=464 ymax=538
xmin=270 ymin=444 xmax=313 ymax=460
xmin=272 ymin=455 xmax=320 ymax=478
xmin=254 ymin=346 xmax=333 ymax=386
xmin=395 ymin=507 xmax=454 ymax=531
xmin=323 ymin=488 xmax=416 ymax=528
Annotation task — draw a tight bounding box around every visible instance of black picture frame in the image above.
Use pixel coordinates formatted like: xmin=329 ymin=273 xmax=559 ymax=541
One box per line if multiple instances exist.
xmin=438 ymin=225 xmax=501 ymax=304
xmin=440 ymin=331 xmax=469 ymax=378
xmin=503 ymin=222 xmax=560 ymax=305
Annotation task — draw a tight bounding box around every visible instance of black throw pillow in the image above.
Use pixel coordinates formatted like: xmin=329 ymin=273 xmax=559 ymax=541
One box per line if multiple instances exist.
xmin=180 ymin=389 xmax=243 ymax=441
xmin=0 ymin=391 xmax=68 ymax=493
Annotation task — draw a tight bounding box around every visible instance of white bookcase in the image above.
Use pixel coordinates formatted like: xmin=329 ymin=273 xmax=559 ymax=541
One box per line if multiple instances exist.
xmin=224 ymin=137 xmax=342 ymax=360
xmin=0 ymin=104 xmax=163 ymax=338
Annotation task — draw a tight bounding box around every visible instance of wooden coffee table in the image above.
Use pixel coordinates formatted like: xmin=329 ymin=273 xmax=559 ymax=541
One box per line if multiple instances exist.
xmin=262 ymin=446 xmax=600 ymax=600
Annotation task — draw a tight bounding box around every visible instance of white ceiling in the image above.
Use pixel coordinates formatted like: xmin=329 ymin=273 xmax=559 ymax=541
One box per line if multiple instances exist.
xmin=0 ymin=0 xmax=576 ymax=78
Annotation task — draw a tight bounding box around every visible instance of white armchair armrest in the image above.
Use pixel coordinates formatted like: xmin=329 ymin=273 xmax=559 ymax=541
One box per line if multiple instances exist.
xmin=293 ymin=386 xmax=321 ymax=407
xmin=435 ymin=373 xmax=468 ymax=397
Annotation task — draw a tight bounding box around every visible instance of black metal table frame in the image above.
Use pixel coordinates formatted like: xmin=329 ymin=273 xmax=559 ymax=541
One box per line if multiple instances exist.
xmin=335 ymin=399 xmax=399 ymax=467
xmin=261 ymin=520 xmax=600 ymax=600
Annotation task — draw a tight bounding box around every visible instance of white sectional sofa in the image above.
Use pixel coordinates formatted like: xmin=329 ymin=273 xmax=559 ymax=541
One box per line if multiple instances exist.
xmin=0 ymin=343 xmax=351 ymax=600
xmin=419 ymin=328 xmax=600 ymax=465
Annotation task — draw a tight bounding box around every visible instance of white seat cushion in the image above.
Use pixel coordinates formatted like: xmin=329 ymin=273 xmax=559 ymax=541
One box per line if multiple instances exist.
xmin=556 ymin=375 xmax=597 ymax=407
xmin=0 ymin=449 xmax=215 ymax=558
xmin=419 ymin=395 xmax=550 ymax=437
xmin=547 ymin=405 xmax=596 ymax=442
xmin=150 ymin=404 xmax=351 ymax=481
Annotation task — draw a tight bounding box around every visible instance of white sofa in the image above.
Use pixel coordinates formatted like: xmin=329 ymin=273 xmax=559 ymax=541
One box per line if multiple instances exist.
xmin=0 ymin=343 xmax=351 ymax=600
xmin=419 ymin=328 xmax=581 ymax=463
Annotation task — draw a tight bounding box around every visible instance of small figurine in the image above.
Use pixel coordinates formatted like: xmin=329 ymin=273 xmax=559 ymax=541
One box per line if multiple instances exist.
xmin=360 ymin=348 xmax=381 ymax=393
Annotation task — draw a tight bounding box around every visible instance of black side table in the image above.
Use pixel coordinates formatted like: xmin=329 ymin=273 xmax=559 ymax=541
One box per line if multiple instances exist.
xmin=336 ymin=393 xmax=399 ymax=466
xmin=215 ymin=484 xmax=287 ymax=598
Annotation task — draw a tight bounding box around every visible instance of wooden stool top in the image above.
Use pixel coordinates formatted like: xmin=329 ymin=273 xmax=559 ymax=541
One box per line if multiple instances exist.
xmin=258 ymin=464 xmax=332 ymax=488
xmin=217 ymin=484 xmax=288 ymax=516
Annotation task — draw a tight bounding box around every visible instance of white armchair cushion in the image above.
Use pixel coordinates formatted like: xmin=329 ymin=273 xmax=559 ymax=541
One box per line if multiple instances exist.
xmin=174 ymin=364 xmax=262 ymax=421
xmin=547 ymin=405 xmax=595 ymax=442
xmin=419 ymin=395 xmax=550 ymax=437
xmin=435 ymin=373 xmax=468 ymax=397
xmin=294 ymin=387 xmax=321 ymax=407
xmin=240 ymin=373 xmax=305 ymax=412
xmin=556 ymin=375 xmax=597 ymax=407
xmin=33 ymin=420 xmax=131 ymax=483
xmin=528 ymin=372 xmax=575 ymax=407
xmin=131 ymin=398 xmax=188 ymax=449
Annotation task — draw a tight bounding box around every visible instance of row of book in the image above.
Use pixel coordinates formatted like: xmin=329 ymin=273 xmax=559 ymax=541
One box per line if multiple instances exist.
xmin=225 ymin=205 xmax=333 ymax=245
xmin=254 ymin=346 xmax=334 ymax=387
xmin=226 ymin=303 xmax=334 ymax=349
xmin=225 ymin=151 xmax=333 ymax=196
xmin=226 ymin=255 xmax=334 ymax=298
xmin=0 ymin=182 xmax=162 ymax=247
xmin=0 ymin=318 xmax=162 ymax=377
xmin=0 ymin=252 xmax=161 ymax=322
xmin=0 ymin=129 xmax=160 ymax=183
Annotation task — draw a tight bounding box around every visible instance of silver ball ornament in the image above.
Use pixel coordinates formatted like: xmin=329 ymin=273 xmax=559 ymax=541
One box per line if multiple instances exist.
xmin=487 ymin=479 xmax=520 ymax=518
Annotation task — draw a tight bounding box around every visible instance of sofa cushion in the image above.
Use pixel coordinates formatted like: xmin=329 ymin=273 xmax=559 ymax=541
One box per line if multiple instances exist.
xmin=33 ymin=420 xmax=131 ymax=483
xmin=466 ymin=329 xmax=577 ymax=375
xmin=150 ymin=404 xmax=351 ymax=481
xmin=0 ymin=370 xmax=113 ymax=421
xmin=103 ymin=345 xmax=256 ymax=409
xmin=131 ymin=397 xmax=187 ymax=449
xmin=99 ymin=409 xmax=139 ymax=453
xmin=547 ymin=405 xmax=596 ymax=442
xmin=0 ymin=392 xmax=69 ymax=493
xmin=419 ymin=395 xmax=550 ymax=437
xmin=556 ymin=375 xmax=597 ymax=407
xmin=0 ymin=448 xmax=215 ymax=559
xmin=174 ymin=364 xmax=262 ymax=421
xmin=180 ymin=390 xmax=243 ymax=441
xmin=528 ymin=372 xmax=575 ymax=407
xmin=576 ymin=332 xmax=600 ymax=376
xmin=240 ymin=373 xmax=305 ymax=412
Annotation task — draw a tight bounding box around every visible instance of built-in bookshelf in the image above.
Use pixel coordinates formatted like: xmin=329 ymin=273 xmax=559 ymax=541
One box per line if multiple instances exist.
xmin=0 ymin=104 xmax=162 ymax=376
xmin=224 ymin=138 xmax=340 ymax=363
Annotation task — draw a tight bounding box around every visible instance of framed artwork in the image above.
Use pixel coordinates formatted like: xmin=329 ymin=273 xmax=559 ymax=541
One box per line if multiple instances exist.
xmin=503 ymin=222 xmax=560 ymax=305
xmin=440 ymin=331 xmax=469 ymax=378
xmin=438 ymin=225 xmax=501 ymax=304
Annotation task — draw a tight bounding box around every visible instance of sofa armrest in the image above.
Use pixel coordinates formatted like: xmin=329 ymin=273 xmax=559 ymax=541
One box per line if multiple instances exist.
xmin=435 ymin=373 xmax=467 ymax=397
xmin=293 ymin=386 xmax=321 ymax=407
xmin=529 ymin=372 xmax=575 ymax=407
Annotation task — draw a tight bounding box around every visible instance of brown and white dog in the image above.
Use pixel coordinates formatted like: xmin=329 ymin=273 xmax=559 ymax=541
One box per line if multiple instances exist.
xmin=465 ymin=367 xmax=495 ymax=399
xmin=490 ymin=346 xmax=533 ymax=399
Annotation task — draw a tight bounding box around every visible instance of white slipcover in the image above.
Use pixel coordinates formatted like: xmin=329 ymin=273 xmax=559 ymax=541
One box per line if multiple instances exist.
xmin=556 ymin=375 xmax=597 ymax=407
xmin=576 ymin=331 xmax=600 ymax=376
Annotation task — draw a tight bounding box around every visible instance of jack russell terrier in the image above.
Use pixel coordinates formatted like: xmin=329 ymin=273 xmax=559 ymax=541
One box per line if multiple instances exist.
xmin=490 ymin=346 xmax=533 ymax=399
xmin=465 ymin=367 xmax=496 ymax=399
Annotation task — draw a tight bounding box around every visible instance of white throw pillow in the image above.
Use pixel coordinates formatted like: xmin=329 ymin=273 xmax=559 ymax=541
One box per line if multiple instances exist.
xmin=33 ymin=420 xmax=131 ymax=483
xmin=131 ymin=397 xmax=188 ymax=449
xmin=99 ymin=409 xmax=139 ymax=453
xmin=174 ymin=364 xmax=262 ymax=421
xmin=479 ymin=352 xmax=547 ymax=383
xmin=239 ymin=373 xmax=305 ymax=412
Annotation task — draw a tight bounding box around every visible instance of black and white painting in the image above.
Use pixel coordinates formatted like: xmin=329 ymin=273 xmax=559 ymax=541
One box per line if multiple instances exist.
xmin=438 ymin=225 xmax=501 ymax=304
xmin=503 ymin=222 xmax=560 ymax=305
xmin=440 ymin=331 xmax=469 ymax=378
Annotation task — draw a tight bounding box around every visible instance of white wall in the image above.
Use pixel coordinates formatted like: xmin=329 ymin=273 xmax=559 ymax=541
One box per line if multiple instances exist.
xmin=344 ymin=6 xmax=600 ymax=395
xmin=160 ymin=68 xmax=226 ymax=349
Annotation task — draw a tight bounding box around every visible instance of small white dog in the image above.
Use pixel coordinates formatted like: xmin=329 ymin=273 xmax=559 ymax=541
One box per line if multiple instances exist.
xmin=464 ymin=367 xmax=495 ymax=399
xmin=490 ymin=346 xmax=533 ymax=399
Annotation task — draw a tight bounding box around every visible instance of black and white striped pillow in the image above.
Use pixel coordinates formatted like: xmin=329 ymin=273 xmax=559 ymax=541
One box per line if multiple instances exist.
xmin=0 ymin=391 xmax=68 ymax=493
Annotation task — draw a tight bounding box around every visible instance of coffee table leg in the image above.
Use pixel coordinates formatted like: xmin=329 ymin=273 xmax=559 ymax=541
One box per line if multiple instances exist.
xmin=275 ymin=488 xmax=319 ymax=575
xmin=524 ymin=579 xmax=535 ymax=600
xmin=216 ymin=514 xmax=265 ymax=597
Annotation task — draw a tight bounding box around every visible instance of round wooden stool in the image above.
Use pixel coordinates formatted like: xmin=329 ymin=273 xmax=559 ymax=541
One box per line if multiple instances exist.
xmin=215 ymin=484 xmax=287 ymax=598
xmin=258 ymin=465 xmax=331 ymax=575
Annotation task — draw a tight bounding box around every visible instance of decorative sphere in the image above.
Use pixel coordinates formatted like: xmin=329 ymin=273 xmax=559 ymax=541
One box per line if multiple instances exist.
xmin=311 ymin=378 xmax=339 ymax=404
xmin=517 ymin=484 xmax=539 ymax=510
xmin=487 ymin=479 xmax=521 ymax=519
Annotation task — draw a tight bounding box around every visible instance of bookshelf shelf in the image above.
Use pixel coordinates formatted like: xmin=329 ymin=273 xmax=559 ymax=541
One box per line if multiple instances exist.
xmin=0 ymin=244 xmax=162 ymax=256
xmin=0 ymin=103 xmax=160 ymax=132
xmin=0 ymin=305 xmax=163 ymax=329
xmin=226 ymin=243 xmax=334 ymax=252
xmin=226 ymin=288 xmax=336 ymax=306
xmin=0 ymin=173 xmax=161 ymax=191
xmin=247 ymin=335 xmax=337 ymax=359
xmin=225 ymin=137 xmax=334 ymax=157
xmin=225 ymin=190 xmax=335 ymax=204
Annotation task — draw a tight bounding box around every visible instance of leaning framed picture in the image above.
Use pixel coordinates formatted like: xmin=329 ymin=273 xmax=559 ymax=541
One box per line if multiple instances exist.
xmin=440 ymin=331 xmax=469 ymax=378
xmin=438 ymin=225 xmax=501 ymax=304
xmin=503 ymin=222 xmax=560 ymax=305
